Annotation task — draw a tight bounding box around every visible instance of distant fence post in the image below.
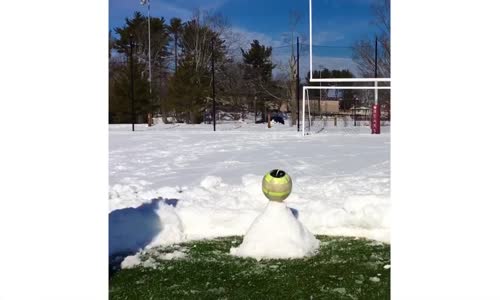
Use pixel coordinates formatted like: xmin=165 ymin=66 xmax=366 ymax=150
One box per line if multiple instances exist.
xmin=296 ymin=36 xmax=300 ymax=132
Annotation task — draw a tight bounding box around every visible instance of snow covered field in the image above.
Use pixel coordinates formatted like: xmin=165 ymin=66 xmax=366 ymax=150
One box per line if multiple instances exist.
xmin=109 ymin=121 xmax=390 ymax=256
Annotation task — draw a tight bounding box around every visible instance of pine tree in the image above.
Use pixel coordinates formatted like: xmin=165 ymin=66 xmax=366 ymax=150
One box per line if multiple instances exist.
xmin=112 ymin=12 xmax=170 ymax=117
xmin=241 ymin=40 xmax=276 ymax=120
xmin=241 ymin=40 xmax=274 ymax=83
xmin=167 ymin=18 xmax=227 ymax=124
xmin=166 ymin=18 xmax=183 ymax=73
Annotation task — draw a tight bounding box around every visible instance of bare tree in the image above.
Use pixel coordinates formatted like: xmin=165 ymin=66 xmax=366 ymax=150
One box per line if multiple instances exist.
xmin=350 ymin=0 xmax=390 ymax=117
xmin=166 ymin=9 xmax=230 ymax=123
xmin=352 ymin=0 xmax=390 ymax=78
xmin=280 ymin=10 xmax=305 ymax=126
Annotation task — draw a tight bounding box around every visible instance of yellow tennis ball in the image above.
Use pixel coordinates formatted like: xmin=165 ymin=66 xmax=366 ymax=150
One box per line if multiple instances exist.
xmin=262 ymin=169 xmax=292 ymax=202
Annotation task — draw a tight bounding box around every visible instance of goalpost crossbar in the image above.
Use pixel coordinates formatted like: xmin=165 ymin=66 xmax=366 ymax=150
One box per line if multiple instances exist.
xmin=308 ymin=78 xmax=391 ymax=83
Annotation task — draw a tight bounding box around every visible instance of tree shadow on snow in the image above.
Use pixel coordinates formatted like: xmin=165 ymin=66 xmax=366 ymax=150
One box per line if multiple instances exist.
xmin=108 ymin=197 xmax=178 ymax=277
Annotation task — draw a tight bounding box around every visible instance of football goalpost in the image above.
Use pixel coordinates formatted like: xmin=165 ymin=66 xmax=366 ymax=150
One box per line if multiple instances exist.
xmin=302 ymin=0 xmax=391 ymax=136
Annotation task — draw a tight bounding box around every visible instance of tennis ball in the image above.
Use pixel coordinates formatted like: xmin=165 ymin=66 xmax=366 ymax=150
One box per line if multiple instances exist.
xmin=262 ymin=169 xmax=292 ymax=202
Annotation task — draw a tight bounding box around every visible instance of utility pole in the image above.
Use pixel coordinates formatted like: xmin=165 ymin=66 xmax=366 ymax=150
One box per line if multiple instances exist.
xmin=129 ymin=35 xmax=135 ymax=132
xmin=141 ymin=0 xmax=153 ymax=126
xmin=212 ymin=37 xmax=216 ymax=132
xmin=296 ymin=37 xmax=300 ymax=132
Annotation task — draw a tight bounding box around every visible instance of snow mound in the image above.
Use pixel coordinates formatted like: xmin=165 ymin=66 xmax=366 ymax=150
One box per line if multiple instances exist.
xmin=230 ymin=201 xmax=320 ymax=260
xmin=146 ymin=201 xmax=185 ymax=249
xmin=109 ymin=199 xmax=184 ymax=256
xmin=121 ymin=253 xmax=141 ymax=269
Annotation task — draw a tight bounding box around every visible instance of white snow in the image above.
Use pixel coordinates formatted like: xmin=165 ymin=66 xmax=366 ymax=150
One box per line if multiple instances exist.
xmin=230 ymin=201 xmax=320 ymax=260
xmin=146 ymin=201 xmax=185 ymax=249
xmin=109 ymin=121 xmax=390 ymax=257
xmin=142 ymin=257 xmax=158 ymax=269
xmin=158 ymin=250 xmax=187 ymax=260
xmin=120 ymin=253 xmax=141 ymax=269
xmin=199 ymin=176 xmax=223 ymax=190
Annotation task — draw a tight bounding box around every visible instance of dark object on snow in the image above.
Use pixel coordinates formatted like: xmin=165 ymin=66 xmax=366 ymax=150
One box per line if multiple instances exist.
xmin=271 ymin=116 xmax=285 ymax=124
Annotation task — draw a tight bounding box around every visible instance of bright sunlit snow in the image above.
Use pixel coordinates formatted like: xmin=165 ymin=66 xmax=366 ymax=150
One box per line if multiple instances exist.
xmin=109 ymin=120 xmax=390 ymax=258
xmin=230 ymin=201 xmax=320 ymax=260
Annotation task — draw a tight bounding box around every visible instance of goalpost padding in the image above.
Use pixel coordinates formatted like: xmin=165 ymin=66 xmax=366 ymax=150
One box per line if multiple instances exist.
xmin=371 ymin=104 xmax=381 ymax=134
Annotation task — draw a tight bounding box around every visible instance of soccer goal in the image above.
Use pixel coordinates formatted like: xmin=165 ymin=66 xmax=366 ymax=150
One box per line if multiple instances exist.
xmin=301 ymin=84 xmax=391 ymax=136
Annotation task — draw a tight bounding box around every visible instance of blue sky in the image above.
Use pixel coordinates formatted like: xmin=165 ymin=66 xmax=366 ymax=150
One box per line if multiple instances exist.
xmin=109 ymin=0 xmax=386 ymax=76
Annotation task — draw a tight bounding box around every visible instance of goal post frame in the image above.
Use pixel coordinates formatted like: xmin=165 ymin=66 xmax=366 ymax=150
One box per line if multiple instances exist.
xmin=308 ymin=78 xmax=391 ymax=83
xmin=301 ymin=85 xmax=391 ymax=136
xmin=305 ymin=0 xmax=391 ymax=136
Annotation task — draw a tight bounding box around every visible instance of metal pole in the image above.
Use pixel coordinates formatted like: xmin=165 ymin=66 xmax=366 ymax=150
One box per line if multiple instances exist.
xmin=302 ymin=87 xmax=306 ymax=136
xmin=148 ymin=1 xmax=153 ymax=122
xmin=212 ymin=37 xmax=216 ymax=131
xmin=141 ymin=0 xmax=153 ymax=125
xmin=319 ymin=65 xmax=323 ymax=119
xmin=307 ymin=90 xmax=312 ymax=129
xmin=309 ymin=0 xmax=312 ymax=80
xmin=353 ymin=96 xmax=356 ymax=127
xmin=296 ymin=36 xmax=300 ymax=132
xmin=129 ymin=35 xmax=135 ymax=132
xmin=375 ymin=36 xmax=378 ymax=105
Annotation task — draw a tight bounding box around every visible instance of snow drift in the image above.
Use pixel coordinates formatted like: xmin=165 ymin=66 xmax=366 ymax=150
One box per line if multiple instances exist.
xmin=109 ymin=122 xmax=391 ymax=258
xmin=109 ymin=198 xmax=184 ymax=255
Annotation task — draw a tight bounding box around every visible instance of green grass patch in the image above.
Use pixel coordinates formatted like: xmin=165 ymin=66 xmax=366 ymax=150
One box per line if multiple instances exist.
xmin=109 ymin=236 xmax=390 ymax=299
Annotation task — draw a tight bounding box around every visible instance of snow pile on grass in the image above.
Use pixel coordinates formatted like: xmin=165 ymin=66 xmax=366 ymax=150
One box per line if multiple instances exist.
xmin=109 ymin=199 xmax=184 ymax=256
xmin=298 ymin=195 xmax=391 ymax=243
xmin=146 ymin=201 xmax=185 ymax=249
xmin=109 ymin=123 xmax=391 ymax=257
xmin=109 ymin=175 xmax=390 ymax=259
xmin=121 ymin=253 xmax=141 ymax=269
xmin=230 ymin=201 xmax=320 ymax=260
xmin=174 ymin=175 xmax=266 ymax=240
xmin=158 ymin=250 xmax=187 ymax=260
xmin=110 ymin=174 xmax=390 ymax=258
xmin=121 ymin=248 xmax=188 ymax=269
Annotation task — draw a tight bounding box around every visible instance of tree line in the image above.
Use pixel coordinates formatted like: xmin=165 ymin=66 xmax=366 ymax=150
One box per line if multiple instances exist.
xmin=109 ymin=1 xmax=390 ymax=124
